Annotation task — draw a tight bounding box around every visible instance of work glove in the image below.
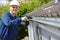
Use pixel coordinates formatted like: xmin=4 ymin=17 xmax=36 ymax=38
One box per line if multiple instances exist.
xmin=21 ymin=17 xmax=30 ymax=22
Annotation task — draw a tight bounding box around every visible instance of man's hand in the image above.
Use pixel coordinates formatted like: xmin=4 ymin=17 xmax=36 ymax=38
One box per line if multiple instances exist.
xmin=21 ymin=17 xmax=30 ymax=22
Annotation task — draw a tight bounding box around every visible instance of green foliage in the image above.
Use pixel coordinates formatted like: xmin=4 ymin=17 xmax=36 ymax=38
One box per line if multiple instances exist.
xmin=17 ymin=1 xmax=41 ymax=17
xmin=0 ymin=5 xmax=9 ymax=17
xmin=8 ymin=0 xmax=12 ymax=1
xmin=17 ymin=0 xmax=51 ymax=17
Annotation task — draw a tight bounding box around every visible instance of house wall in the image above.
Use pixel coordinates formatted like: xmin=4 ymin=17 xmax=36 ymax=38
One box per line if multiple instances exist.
xmin=28 ymin=17 xmax=60 ymax=40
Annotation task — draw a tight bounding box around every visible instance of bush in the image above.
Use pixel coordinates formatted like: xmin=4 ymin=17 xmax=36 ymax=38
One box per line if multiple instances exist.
xmin=0 ymin=4 xmax=9 ymax=17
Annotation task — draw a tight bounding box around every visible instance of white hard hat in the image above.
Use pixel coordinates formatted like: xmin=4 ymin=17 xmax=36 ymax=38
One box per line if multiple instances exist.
xmin=9 ymin=0 xmax=20 ymax=6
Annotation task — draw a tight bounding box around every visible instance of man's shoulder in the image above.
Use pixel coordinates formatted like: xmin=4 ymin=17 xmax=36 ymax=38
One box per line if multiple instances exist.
xmin=1 ymin=12 xmax=10 ymax=18
xmin=3 ymin=12 xmax=9 ymax=16
xmin=4 ymin=12 xmax=9 ymax=15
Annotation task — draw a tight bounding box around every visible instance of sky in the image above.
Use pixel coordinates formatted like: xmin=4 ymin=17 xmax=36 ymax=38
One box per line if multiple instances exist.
xmin=0 ymin=0 xmax=9 ymax=6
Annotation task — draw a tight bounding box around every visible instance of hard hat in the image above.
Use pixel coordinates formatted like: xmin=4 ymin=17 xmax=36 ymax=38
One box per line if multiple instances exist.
xmin=9 ymin=0 xmax=20 ymax=6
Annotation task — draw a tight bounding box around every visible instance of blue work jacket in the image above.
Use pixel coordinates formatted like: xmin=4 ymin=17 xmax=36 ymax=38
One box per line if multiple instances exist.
xmin=0 ymin=12 xmax=29 ymax=40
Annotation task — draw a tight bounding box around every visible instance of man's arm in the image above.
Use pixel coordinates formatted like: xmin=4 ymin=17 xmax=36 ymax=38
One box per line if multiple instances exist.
xmin=1 ymin=15 xmax=22 ymax=27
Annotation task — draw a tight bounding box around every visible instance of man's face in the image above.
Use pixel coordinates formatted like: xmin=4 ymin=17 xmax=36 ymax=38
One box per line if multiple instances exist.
xmin=10 ymin=5 xmax=19 ymax=15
